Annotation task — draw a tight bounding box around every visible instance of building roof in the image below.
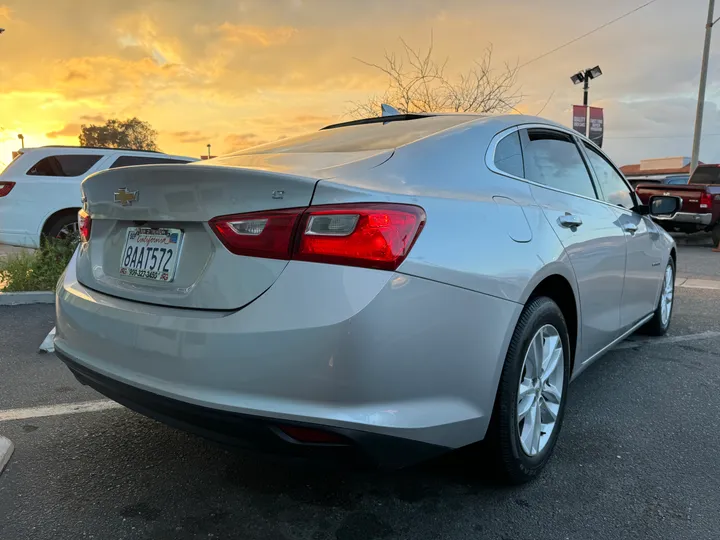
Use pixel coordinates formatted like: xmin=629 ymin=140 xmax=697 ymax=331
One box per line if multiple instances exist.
xmin=620 ymin=161 xmax=703 ymax=178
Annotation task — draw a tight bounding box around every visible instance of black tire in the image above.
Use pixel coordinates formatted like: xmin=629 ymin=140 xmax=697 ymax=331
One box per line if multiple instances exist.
xmin=712 ymin=222 xmax=720 ymax=248
xmin=485 ymin=296 xmax=571 ymax=485
xmin=639 ymin=258 xmax=675 ymax=336
xmin=45 ymin=212 xmax=79 ymax=241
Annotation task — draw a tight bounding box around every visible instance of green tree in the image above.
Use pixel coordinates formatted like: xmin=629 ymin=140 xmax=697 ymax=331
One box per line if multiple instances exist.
xmin=79 ymin=118 xmax=159 ymax=151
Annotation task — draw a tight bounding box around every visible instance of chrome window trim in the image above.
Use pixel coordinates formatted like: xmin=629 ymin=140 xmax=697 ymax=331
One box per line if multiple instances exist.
xmin=485 ymin=122 xmax=642 ymax=216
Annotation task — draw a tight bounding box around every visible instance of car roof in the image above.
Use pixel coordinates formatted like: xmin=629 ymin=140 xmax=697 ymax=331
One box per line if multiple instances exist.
xmin=19 ymin=146 xmax=196 ymax=161
xmin=225 ymin=113 xmax=570 ymax=159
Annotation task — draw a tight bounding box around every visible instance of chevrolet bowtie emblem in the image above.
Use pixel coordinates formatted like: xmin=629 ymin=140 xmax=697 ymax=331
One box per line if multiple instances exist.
xmin=114 ymin=188 xmax=138 ymax=206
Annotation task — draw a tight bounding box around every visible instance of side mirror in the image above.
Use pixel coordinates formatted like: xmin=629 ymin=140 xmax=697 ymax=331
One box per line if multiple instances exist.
xmin=649 ymin=195 xmax=682 ymax=217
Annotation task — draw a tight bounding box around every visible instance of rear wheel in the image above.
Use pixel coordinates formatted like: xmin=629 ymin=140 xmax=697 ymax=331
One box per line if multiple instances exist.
xmin=712 ymin=222 xmax=720 ymax=248
xmin=486 ymin=297 xmax=571 ymax=484
xmin=45 ymin=212 xmax=79 ymax=242
xmin=639 ymin=259 xmax=675 ymax=336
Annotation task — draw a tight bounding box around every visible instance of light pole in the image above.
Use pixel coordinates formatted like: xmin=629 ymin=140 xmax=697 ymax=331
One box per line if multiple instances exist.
xmin=571 ymin=66 xmax=602 ymax=136
xmin=17 ymin=134 xmax=24 ymax=149
xmin=691 ymin=0 xmax=717 ymax=173
xmin=206 ymin=144 xmax=211 ymax=159
xmin=571 ymin=66 xmax=603 ymax=107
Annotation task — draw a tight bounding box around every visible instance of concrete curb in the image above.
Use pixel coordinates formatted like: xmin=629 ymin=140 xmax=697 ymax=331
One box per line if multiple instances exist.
xmin=0 ymin=435 xmax=14 ymax=476
xmin=0 ymin=291 xmax=55 ymax=306
xmin=677 ymin=278 xmax=720 ymax=290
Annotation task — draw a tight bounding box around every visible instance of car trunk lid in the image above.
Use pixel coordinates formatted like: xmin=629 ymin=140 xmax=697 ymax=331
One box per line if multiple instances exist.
xmin=77 ymin=152 xmax=391 ymax=310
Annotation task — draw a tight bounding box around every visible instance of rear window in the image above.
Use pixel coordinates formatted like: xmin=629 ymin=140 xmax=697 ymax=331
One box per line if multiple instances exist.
xmin=0 ymin=151 xmax=23 ymax=175
xmin=493 ymin=132 xmax=524 ymax=177
xmin=27 ymin=154 xmax=102 ymax=177
xmin=228 ymin=116 xmax=476 ymax=155
xmin=690 ymin=166 xmax=720 ymax=185
xmin=109 ymin=156 xmax=192 ymax=168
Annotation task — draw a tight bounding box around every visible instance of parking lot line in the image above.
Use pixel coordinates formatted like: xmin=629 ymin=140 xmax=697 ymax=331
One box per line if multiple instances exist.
xmin=0 ymin=400 xmax=122 ymax=422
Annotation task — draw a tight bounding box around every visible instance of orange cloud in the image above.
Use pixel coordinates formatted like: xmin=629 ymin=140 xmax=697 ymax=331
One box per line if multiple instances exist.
xmin=51 ymin=55 xmax=186 ymax=101
xmin=0 ymin=5 xmax=12 ymax=21
xmin=171 ymin=130 xmax=207 ymax=144
xmin=215 ymin=23 xmax=297 ymax=47
xmin=80 ymin=114 xmax=106 ymax=123
xmin=46 ymin=124 xmax=81 ymax=139
xmin=224 ymin=133 xmax=268 ymax=152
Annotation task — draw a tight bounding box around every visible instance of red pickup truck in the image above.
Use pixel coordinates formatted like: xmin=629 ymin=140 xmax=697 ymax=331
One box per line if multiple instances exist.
xmin=635 ymin=164 xmax=720 ymax=245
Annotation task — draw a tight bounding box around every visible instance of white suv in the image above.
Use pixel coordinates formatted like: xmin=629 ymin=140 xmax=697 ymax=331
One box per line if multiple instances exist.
xmin=0 ymin=146 xmax=196 ymax=248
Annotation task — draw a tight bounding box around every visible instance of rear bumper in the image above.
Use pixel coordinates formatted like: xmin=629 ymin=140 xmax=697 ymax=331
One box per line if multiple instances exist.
xmin=57 ymin=348 xmax=446 ymax=467
xmin=55 ymin=253 xmax=522 ymax=457
xmin=655 ymin=212 xmax=713 ymax=226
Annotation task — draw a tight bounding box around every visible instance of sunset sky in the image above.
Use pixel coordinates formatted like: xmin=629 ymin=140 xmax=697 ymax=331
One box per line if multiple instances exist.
xmin=0 ymin=0 xmax=716 ymax=168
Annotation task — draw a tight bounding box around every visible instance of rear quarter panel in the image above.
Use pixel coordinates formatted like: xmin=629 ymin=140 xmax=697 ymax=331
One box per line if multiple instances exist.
xmin=311 ymin=120 xmax=583 ymax=369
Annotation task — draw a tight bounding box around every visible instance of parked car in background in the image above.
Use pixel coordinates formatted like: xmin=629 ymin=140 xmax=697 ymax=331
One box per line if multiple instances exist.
xmin=628 ymin=174 xmax=690 ymax=190
xmin=635 ymin=164 xmax=720 ymax=244
xmin=0 ymin=146 xmax=196 ymax=248
xmin=663 ymin=174 xmax=690 ymax=185
xmin=55 ymin=113 xmax=680 ymax=484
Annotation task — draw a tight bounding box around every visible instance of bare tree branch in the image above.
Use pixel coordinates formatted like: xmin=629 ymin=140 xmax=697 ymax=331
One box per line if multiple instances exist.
xmin=347 ymin=34 xmax=522 ymax=119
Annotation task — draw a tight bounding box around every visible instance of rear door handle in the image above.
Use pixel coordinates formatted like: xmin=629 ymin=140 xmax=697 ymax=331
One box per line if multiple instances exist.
xmin=622 ymin=223 xmax=638 ymax=234
xmin=558 ymin=214 xmax=583 ymax=228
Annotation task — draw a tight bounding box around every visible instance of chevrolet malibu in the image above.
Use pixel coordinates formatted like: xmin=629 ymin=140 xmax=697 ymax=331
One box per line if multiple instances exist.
xmin=55 ymin=113 xmax=680 ymax=484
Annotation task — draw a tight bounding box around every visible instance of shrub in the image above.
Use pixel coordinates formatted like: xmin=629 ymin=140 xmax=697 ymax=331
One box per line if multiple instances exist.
xmin=0 ymin=237 xmax=78 ymax=292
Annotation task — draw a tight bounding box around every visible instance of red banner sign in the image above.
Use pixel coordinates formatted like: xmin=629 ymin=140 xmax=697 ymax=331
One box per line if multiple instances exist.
xmin=572 ymin=105 xmax=587 ymax=135
xmin=588 ymin=107 xmax=604 ymax=147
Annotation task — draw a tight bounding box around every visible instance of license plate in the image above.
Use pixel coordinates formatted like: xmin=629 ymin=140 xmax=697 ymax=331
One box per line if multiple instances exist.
xmin=119 ymin=227 xmax=183 ymax=282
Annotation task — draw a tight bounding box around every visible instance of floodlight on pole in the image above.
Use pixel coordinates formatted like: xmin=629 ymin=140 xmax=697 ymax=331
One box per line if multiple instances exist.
xmin=571 ymin=66 xmax=602 ymax=107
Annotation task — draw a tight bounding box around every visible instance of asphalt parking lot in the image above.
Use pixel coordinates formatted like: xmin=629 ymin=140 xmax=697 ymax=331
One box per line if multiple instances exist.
xmin=1 ymin=246 xmax=720 ymax=540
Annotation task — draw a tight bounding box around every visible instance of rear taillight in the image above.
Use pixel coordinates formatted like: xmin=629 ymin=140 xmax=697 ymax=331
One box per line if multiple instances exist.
xmin=78 ymin=209 xmax=91 ymax=242
xmin=0 ymin=182 xmax=15 ymax=197
xmin=209 ymin=203 xmax=425 ymax=271
xmin=209 ymin=208 xmax=303 ymax=259
xmin=295 ymin=204 xmax=426 ymax=270
xmin=700 ymin=192 xmax=712 ymax=209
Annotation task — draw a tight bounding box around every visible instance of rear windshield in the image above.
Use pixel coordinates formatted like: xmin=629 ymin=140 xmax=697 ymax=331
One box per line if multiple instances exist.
xmin=228 ymin=116 xmax=477 ymax=155
xmin=109 ymin=156 xmax=192 ymax=168
xmin=690 ymin=166 xmax=720 ymax=185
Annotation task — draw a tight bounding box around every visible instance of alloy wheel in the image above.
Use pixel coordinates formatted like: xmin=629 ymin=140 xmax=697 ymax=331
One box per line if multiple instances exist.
xmin=517 ymin=324 xmax=564 ymax=457
xmin=57 ymin=222 xmax=79 ymax=240
xmin=661 ymin=264 xmax=674 ymax=326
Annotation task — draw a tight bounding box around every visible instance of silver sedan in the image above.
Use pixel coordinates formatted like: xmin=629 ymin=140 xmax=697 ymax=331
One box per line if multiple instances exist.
xmin=55 ymin=113 xmax=679 ymax=484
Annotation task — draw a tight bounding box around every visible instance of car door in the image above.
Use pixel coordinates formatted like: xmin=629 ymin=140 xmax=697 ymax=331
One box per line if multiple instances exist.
xmin=518 ymin=127 xmax=627 ymax=362
xmin=580 ymin=141 xmax=664 ymax=330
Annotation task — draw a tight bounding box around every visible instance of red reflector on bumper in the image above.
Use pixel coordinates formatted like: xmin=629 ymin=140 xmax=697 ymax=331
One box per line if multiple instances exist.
xmin=277 ymin=425 xmax=349 ymax=445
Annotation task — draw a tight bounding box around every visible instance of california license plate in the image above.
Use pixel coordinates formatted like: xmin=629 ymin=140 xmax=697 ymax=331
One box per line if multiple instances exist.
xmin=119 ymin=227 xmax=183 ymax=282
